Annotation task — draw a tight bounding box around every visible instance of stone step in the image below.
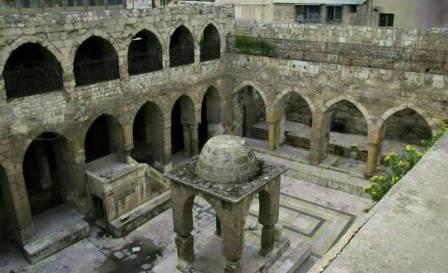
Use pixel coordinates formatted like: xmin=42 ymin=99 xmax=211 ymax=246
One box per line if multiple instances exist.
xmin=254 ymin=151 xmax=370 ymax=198
xmin=23 ymin=206 xmax=90 ymax=264
xmin=268 ymin=241 xmax=312 ymax=273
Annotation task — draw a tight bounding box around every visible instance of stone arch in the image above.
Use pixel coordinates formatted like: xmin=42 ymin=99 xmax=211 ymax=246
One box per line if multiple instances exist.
xmin=232 ymin=80 xmax=269 ymax=110
xmin=2 ymin=42 xmax=64 ymax=99
xmin=128 ymin=29 xmax=163 ymax=75
xmin=169 ymin=25 xmax=195 ymax=67
xmin=84 ymin=114 xmax=125 ymax=162
xmin=233 ymin=84 xmax=268 ymax=139
xmin=171 ymin=95 xmax=197 ymax=158
xmin=324 ymin=95 xmax=372 ymax=130
xmin=200 ymin=23 xmax=221 ymax=62
xmin=273 ymin=88 xmax=315 ymax=114
xmin=273 ymin=88 xmax=315 ymax=149
xmin=73 ymin=35 xmax=120 ymax=86
xmin=378 ymin=105 xmax=434 ymax=145
xmin=22 ymin=132 xmax=77 ymax=216
xmin=0 ymin=36 xmax=67 ymax=76
xmin=132 ymin=101 xmax=165 ymax=170
xmin=377 ymin=104 xmax=436 ymax=136
xmin=199 ymin=86 xmax=223 ymax=149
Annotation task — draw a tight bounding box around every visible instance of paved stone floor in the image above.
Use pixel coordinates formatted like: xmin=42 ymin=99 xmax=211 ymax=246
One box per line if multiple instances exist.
xmin=0 ymin=175 xmax=371 ymax=273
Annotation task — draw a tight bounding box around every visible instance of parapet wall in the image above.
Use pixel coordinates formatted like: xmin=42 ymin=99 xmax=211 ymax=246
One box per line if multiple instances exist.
xmin=231 ymin=23 xmax=448 ymax=74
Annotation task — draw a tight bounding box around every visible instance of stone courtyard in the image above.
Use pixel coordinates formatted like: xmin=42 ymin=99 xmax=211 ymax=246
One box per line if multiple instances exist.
xmin=0 ymin=1 xmax=447 ymax=272
xmin=0 ymin=171 xmax=371 ymax=273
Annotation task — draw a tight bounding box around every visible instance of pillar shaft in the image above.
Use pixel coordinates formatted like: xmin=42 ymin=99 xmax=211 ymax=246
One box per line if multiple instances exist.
xmin=220 ymin=203 xmax=246 ymax=273
xmin=258 ymin=178 xmax=280 ymax=255
xmin=365 ymin=126 xmax=385 ymax=177
xmin=310 ymin=109 xmax=330 ymax=165
xmin=34 ymin=143 xmax=52 ymax=190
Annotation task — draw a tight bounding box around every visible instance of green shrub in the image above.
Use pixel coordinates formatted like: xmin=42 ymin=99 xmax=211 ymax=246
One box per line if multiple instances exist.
xmin=235 ymin=36 xmax=274 ymax=56
xmin=365 ymin=120 xmax=448 ymax=202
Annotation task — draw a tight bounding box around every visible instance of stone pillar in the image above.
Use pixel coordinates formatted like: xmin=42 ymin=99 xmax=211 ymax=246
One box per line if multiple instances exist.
xmin=320 ymin=4 xmax=327 ymax=24
xmin=215 ymin=215 xmax=222 ymax=236
xmin=163 ymin=124 xmax=172 ymax=171
xmin=365 ymin=125 xmax=385 ymax=177
xmin=122 ymin=124 xmax=134 ymax=163
xmin=3 ymin=166 xmax=34 ymax=243
xmin=267 ymin=110 xmax=282 ymax=151
xmin=310 ymin=109 xmax=330 ymax=165
xmin=221 ymin=203 xmax=246 ymax=273
xmin=182 ymin=123 xmax=199 ymax=157
xmin=34 ymin=143 xmax=52 ymax=190
xmin=258 ymin=178 xmax=280 ymax=255
xmin=171 ymin=184 xmax=195 ymax=269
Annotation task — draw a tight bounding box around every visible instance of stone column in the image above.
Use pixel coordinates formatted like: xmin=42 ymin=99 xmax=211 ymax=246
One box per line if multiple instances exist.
xmin=163 ymin=124 xmax=172 ymax=171
xmin=221 ymin=203 xmax=246 ymax=273
xmin=34 ymin=143 xmax=52 ymax=190
xmin=258 ymin=178 xmax=280 ymax=255
xmin=365 ymin=125 xmax=385 ymax=177
xmin=182 ymin=123 xmax=199 ymax=157
xmin=267 ymin=110 xmax=282 ymax=151
xmin=171 ymin=184 xmax=195 ymax=269
xmin=320 ymin=4 xmax=327 ymax=24
xmin=310 ymin=109 xmax=330 ymax=165
xmin=3 ymin=164 xmax=34 ymax=243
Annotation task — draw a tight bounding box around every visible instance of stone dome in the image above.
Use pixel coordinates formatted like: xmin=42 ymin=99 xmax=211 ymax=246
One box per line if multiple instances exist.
xmin=196 ymin=135 xmax=259 ymax=184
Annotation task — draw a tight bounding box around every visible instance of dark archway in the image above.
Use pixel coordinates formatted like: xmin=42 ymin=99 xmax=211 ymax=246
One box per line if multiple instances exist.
xmin=234 ymin=86 xmax=266 ymax=139
xmin=74 ymin=36 xmax=119 ymax=86
xmin=23 ymin=133 xmax=73 ymax=216
xmin=383 ymin=108 xmax=432 ymax=145
xmin=282 ymin=92 xmax=313 ymax=149
xmin=200 ymin=24 xmax=221 ymax=62
xmin=3 ymin=43 xmax=63 ymax=99
xmin=327 ymin=100 xmax=368 ymax=159
xmin=169 ymin=26 xmax=195 ymax=67
xmin=199 ymin=87 xmax=222 ymax=149
xmin=85 ymin=115 xmax=124 ymax=162
xmin=132 ymin=102 xmax=165 ymax=170
xmin=128 ymin=30 xmax=163 ymax=76
xmin=171 ymin=96 xmax=195 ymax=158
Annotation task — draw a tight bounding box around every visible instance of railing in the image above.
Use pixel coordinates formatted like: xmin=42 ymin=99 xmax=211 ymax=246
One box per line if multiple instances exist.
xmin=228 ymin=34 xmax=448 ymax=74
xmin=128 ymin=50 xmax=163 ymax=76
xmin=3 ymin=64 xmax=63 ymax=99
xmin=200 ymin=44 xmax=220 ymax=62
xmin=170 ymin=45 xmax=195 ymax=67
xmin=74 ymin=57 xmax=119 ymax=86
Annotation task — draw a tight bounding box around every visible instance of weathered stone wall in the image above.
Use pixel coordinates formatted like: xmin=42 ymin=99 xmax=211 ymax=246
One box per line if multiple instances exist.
xmin=0 ymin=3 xmax=234 ymax=242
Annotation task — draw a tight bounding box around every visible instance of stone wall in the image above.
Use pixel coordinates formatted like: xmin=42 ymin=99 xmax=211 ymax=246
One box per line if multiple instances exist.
xmin=0 ymin=3 xmax=234 ymax=242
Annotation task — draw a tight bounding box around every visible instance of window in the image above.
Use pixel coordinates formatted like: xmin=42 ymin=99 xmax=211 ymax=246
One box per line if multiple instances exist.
xmin=296 ymin=5 xmax=321 ymax=23
xmin=327 ymin=6 xmax=342 ymax=22
xmin=349 ymin=5 xmax=357 ymax=13
xmin=379 ymin=13 xmax=394 ymax=27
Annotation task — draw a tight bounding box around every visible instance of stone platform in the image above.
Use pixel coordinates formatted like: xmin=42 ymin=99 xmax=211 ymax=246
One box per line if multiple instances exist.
xmin=22 ymin=205 xmax=90 ymax=264
xmin=153 ymin=235 xmax=292 ymax=273
xmin=108 ymin=190 xmax=171 ymax=237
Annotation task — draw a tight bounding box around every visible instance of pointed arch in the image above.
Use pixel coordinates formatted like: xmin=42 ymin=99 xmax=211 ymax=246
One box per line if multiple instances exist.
xmin=169 ymin=25 xmax=195 ymax=67
xmin=74 ymin=36 xmax=120 ymax=86
xmin=3 ymin=43 xmax=64 ymax=98
xmin=200 ymin=24 xmax=221 ymax=62
xmin=325 ymin=95 xmax=372 ymax=131
xmin=128 ymin=29 xmax=163 ymax=75
xmin=199 ymin=86 xmax=222 ymax=148
xmin=171 ymin=95 xmax=196 ymax=157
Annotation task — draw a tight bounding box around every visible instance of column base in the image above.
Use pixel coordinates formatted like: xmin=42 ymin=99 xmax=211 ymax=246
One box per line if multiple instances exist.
xmin=224 ymin=260 xmax=241 ymax=273
xmin=175 ymin=234 xmax=195 ymax=265
xmin=260 ymin=225 xmax=275 ymax=256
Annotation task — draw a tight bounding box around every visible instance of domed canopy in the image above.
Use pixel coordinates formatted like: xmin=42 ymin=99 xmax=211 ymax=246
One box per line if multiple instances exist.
xmin=196 ymin=135 xmax=259 ymax=184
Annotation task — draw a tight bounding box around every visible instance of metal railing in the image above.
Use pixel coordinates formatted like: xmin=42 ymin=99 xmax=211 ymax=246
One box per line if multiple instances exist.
xmin=128 ymin=50 xmax=163 ymax=76
xmin=74 ymin=57 xmax=119 ymax=86
xmin=170 ymin=45 xmax=195 ymax=67
xmin=3 ymin=64 xmax=63 ymax=99
xmin=228 ymin=34 xmax=448 ymax=74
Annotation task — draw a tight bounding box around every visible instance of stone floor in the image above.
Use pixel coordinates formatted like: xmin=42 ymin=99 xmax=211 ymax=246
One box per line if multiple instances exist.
xmin=0 ymin=173 xmax=371 ymax=273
